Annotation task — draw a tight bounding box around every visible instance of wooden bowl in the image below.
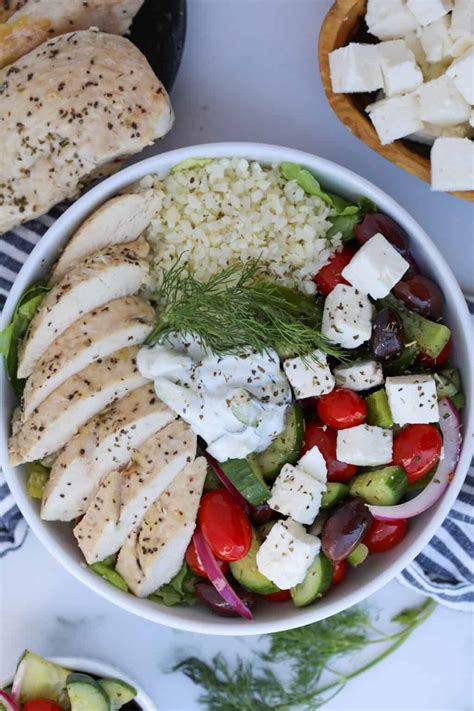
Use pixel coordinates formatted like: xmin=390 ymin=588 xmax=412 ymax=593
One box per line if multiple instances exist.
xmin=318 ymin=0 xmax=474 ymax=203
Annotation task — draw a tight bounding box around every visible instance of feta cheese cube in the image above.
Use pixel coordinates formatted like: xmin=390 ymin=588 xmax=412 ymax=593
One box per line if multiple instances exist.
xmin=378 ymin=40 xmax=424 ymax=96
xmin=366 ymin=0 xmax=420 ymax=40
xmin=336 ymin=425 xmax=393 ymax=466
xmin=283 ymin=350 xmax=335 ymax=399
xmin=450 ymin=0 xmax=474 ymax=39
xmin=268 ymin=463 xmax=326 ymax=525
xmin=431 ymin=137 xmax=474 ymax=191
xmin=418 ymin=16 xmax=454 ymax=62
xmin=447 ymin=47 xmax=474 ymax=104
xmin=407 ymin=0 xmax=453 ymax=26
xmin=298 ymin=445 xmax=327 ymax=484
xmin=334 ymin=360 xmax=384 ymax=391
xmin=418 ymin=75 xmax=471 ymax=126
xmin=385 ymin=374 xmax=440 ymax=424
xmin=255 ymin=518 xmax=321 ymax=589
xmin=329 ymin=44 xmax=384 ymax=93
xmin=450 ymin=34 xmax=474 ymax=59
xmin=341 ymin=233 xmax=409 ymax=299
xmin=367 ymin=92 xmax=423 ymax=144
xmin=321 ymin=284 xmax=373 ymax=350
xmin=407 ymin=120 xmax=472 ymax=145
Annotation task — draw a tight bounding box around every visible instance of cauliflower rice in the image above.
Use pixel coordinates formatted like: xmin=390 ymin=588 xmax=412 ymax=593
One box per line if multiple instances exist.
xmin=142 ymin=158 xmax=342 ymax=296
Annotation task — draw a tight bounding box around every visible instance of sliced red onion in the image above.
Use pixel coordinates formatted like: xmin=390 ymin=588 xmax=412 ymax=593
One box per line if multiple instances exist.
xmin=0 ymin=689 xmax=20 ymax=711
xmin=192 ymin=529 xmax=253 ymax=620
xmin=205 ymin=453 xmax=250 ymax=513
xmin=368 ymin=398 xmax=462 ymax=521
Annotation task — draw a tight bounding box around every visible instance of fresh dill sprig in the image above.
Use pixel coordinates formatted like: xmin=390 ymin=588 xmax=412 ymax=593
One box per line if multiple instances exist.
xmin=171 ymin=599 xmax=436 ymax=711
xmin=146 ymin=259 xmax=344 ymax=361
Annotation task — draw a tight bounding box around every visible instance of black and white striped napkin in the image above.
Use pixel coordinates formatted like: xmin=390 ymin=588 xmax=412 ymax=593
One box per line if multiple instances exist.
xmin=1 ymin=214 xmax=472 ymax=610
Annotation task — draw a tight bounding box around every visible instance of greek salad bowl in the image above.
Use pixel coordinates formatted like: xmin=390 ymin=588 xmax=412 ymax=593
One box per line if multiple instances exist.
xmin=0 ymin=142 xmax=472 ymax=636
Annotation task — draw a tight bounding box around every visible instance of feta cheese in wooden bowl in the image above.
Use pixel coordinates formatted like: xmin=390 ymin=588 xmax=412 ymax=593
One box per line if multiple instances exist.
xmin=319 ymin=0 xmax=474 ymax=201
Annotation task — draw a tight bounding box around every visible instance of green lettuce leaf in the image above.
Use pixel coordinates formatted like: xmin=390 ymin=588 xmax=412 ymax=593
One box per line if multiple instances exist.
xmin=0 ymin=281 xmax=50 ymax=394
xmin=149 ymin=563 xmax=198 ymax=606
xmin=280 ymin=162 xmax=377 ymax=241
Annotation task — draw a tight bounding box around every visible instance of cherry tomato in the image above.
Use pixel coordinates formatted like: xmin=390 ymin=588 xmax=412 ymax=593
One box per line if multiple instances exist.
xmin=417 ymin=339 xmax=451 ymax=368
xmin=332 ymin=559 xmax=347 ymax=585
xmin=317 ymin=388 xmax=366 ymax=430
xmin=302 ymin=421 xmax=357 ymax=482
xmin=185 ymin=539 xmax=229 ymax=578
xmin=261 ymin=589 xmax=292 ymax=602
xmin=198 ymin=489 xmax=252 ymax=561
xmin=313 ymin=244 xmax=357 ymax=296
xmin=364 ymin=518 xmax=408 ymax=554
xmin=392 ymin=424 xmax=442 ymax=483
xmin=23 ymin=701 xmax=64 ymax=711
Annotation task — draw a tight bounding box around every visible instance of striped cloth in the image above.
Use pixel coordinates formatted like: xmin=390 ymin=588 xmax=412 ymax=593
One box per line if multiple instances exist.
xmin=1 ymin=213 xmax=473 ymax=611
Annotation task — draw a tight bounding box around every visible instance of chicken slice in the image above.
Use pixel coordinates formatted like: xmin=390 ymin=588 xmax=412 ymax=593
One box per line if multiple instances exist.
xmin=17 ymin=239 xmax=149 ymax=379
xmin=0 ymin=0 xmax=144 ymax=68
xmin=0 ymin=1 xmax=26 ymax=23
xmin=52 ymin=191 xmax=161 ymax=282
xmin=21 ymin=296 xmax=155 ymax=420
xmin=0 ymin=29 xmax=173 ymax=235
xmin=74 ymin=420 xmax=197 ymax=564
xmin=116 ymin=457 xmax=207 ymax=597
xmin=9 ymin=346 xmax=148 ymax=465
xmin=41 ymin=384 xmax=175 ymax=522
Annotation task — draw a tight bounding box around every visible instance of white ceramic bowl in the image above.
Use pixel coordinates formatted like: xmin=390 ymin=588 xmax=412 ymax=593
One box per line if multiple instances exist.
xmin=1 ymin=656 xmax=155 ymax=710
xmin=1 ymin=143 xmax=472 ymax=636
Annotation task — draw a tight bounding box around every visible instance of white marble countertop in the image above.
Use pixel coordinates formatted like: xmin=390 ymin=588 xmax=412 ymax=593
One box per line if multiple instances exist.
xmin=1 ymin=1 xmax=473 ymax=709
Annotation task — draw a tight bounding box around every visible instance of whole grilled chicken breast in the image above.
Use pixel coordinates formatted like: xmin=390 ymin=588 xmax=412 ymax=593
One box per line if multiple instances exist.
xmin=0 ymin=29 xmax=173 ymax=235
xmin=0 ymin=0 xmax=144 ymax=68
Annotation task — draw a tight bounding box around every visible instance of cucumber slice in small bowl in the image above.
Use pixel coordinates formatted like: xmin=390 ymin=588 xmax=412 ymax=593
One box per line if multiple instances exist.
xmin=67 ymin=673 xmax=110 ymax=711
xmin=12 ymin=651 xmax=70 ymax=705
xmin=98 ymin=678 xmax=137 ymax=711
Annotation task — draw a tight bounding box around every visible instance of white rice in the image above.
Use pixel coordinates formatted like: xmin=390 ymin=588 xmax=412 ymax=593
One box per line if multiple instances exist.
xmin=142 ymin=158 xmax=342 ymax=296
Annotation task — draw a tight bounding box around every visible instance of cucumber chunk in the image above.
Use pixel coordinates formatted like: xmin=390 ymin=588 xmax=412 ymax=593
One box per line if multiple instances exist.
xmin=321 ymin=482 xmax=349 ymax=509
xmin=256 ymin=405 xmax=304 ymax=481
xmin=13 ymin=651 xmax=70 ymax=704
xmin=365 ymin=388 xmax=393 ymax=428
xmin=450 ymin=391 xmax=465 ymax=410
xmin=382 ymin=344 xmax=417 ymax=376
xmin=347 ymin=543 xmax=369 ymax=567
xmin=229 ymin=527 xmax=278 ymax=594
xmin=219 ymin=455 xmax=270 ymax=505
xmin=382 ymin=295 xmax=450 ymax=359
xmin=291 ymin=553 xmax=333 ymax=607
xmin=67 ymin=673 xmax=110 ymax=711
xmin=349 ymin=466 xmax=407 ymax=506
xmin=434 ymin=368 xmax=461 ymax=399
xmin=26 ymin=462 xmax=50 ymax=499
xmin=98 ymin=678 xmax=137 ymax=711
xmin=89 ymin=562 xmax=128 ymax=592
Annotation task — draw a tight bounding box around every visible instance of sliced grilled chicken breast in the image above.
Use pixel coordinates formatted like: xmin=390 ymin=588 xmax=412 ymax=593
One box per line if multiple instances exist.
xmin=74 ymin=420 xmax=197 ymax=564
xmin=0 ymin=1 xmax=26 ymax=23
xmin=0 ymin=0 xmax=144 ymax=68
xmin=52 ymin=191 xmax=161 ymax=282
xmin=41 ymin=384 xmax=175 ymax=522
xmin=116 ymin=457 xmax=207 ymax=597
xmin=9 ymin=346 xmax=148 ymax=465
xmin=17 ymin=239 xmax=149 ymax=379
xmin=22 ymin=296 xmax=155 ymax=420
xmin=0 ymin=29 xmax=173 ymax=235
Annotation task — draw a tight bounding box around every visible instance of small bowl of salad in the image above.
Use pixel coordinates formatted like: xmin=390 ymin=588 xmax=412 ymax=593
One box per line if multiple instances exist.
xmin=0 ymin=143 xmax=472 ymax=635
xmin=0 ymin=650 xmax=154 ymax=711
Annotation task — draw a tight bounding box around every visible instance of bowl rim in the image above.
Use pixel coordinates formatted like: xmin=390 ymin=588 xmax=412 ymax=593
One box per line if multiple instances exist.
xmin=1 ymin=141 xmax=472 ymax=636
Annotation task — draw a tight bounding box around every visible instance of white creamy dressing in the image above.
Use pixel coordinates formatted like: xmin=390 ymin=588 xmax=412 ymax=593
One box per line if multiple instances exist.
xmin=137 ymin=333 xmax=292 ymax=461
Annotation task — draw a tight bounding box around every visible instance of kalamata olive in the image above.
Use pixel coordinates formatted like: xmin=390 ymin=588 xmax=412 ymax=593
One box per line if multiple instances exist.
xmin=322 ymin=497 xmax=372 ymax=562
xmin=393 ymin=275 xmax=444 ymax=319
xmin=195 ymin=581 xmax=256 ymax=616
xmin=370 ymin=307 xmax=404 ymax=361
xmin=401 ymin=251 xmax=420 ymax=280
xmin=355 ymin=213 xmax=408 ymax=253
xmin=249 ymin=502 xmax=275 ymax=525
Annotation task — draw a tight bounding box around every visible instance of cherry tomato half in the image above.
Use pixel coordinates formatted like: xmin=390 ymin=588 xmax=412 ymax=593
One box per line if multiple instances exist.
xmin=332 ymin=559 xmax=347 ymax=585
xmin=198 ymin=489 xmax=252 ymax=562
xmin=302 ymin=422 xmax=357 ymax=482
xmin=317 ymin=388 xmax=366 ymax=430
xmin=261 ymin=589 xmax=292 ymax=602
xmin=417 ymin=339 xmax=451 ymax=368
xmin=185 ymin=539 xmax=229 ymax=578
xmin=392 ymin=424 xmax=442 ymax=483
xmin=24 ymin=701 xmax=64 ymax=711
xmin=364 ymin=518 xmax=408 ymax=554
xmin=313 ymin=244 xmax=357 ymax=296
